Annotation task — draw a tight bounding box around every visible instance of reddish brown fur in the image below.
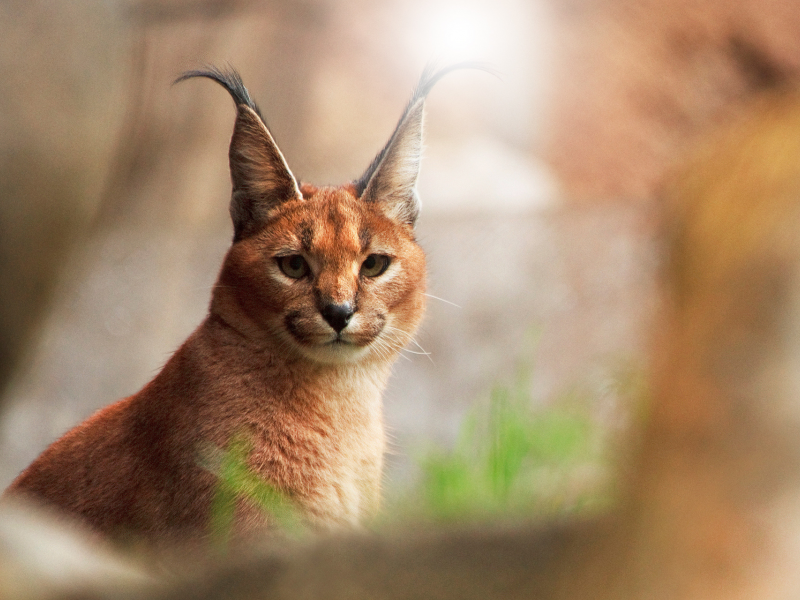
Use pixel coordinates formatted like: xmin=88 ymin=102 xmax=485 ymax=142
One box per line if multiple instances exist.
xmin=3 ymin=67 xmax=433 ymax=547
xmin=5 ymin=185 xmax=426 ymax=545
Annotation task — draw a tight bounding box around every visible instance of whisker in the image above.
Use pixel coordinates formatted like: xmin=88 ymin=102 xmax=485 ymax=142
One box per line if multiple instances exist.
xmin=408 ymin=340 xmax=434 ymax=364
xmin=402 ymin=349 xmax=430 ymax=356
xmin=423 ymin=293 xmax=461 ymax=309
xmin=373 ymin=330 xmax=409 ymax=363
xmin=407 ymin=338 xmax=428 ymax=353
xmin=409 ymin=346 xmax=434 ymax=365
xmin=383 ymin=325 xmax=434 ymax=364
xmin=384 ymin=344 xmax=401 ymax=362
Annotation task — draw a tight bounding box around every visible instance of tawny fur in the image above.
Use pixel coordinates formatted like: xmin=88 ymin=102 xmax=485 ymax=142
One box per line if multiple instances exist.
xmin=0 ymin=65 xmax=480 ymax=546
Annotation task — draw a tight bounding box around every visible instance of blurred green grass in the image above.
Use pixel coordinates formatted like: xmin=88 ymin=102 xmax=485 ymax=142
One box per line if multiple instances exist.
xmin=386 ymin=346 xmax=645 ymax=525
xmin=208 ymin=349 xmax=643 ymax=543
xmin=399 ymin=387 xmax=604 ymax=524
xmin=209 ymin=435 xmax=303 ymax=549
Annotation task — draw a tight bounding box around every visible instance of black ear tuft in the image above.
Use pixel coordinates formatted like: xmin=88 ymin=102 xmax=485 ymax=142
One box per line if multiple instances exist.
xmin=176 ymin=66 xmax=301 ymax=240
xmin=354 ymin=62 xmax=497 ymax=226
xmin=175 ymin=66 xmax=264 ymax=120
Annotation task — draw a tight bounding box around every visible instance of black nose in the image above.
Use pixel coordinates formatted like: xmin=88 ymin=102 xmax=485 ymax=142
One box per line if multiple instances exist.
xmin=321 ymin=302 xmax=354 ymax=333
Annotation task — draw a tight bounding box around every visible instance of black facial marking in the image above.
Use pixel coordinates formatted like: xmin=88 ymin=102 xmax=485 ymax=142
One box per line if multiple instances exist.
xmin=359 ymin=227 xmax=372 ymax=253
xmin=327 ymin=205 xmax=345 ymax=231
xmin=284 ymin=311 xmax=305 ymax=342
xmin=299 ymin=222 xmax=314 ymax=252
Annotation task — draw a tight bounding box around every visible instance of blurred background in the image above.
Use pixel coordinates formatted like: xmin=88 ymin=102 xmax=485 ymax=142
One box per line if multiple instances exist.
xmin=2 ymin=0 xmax=800 ymax=516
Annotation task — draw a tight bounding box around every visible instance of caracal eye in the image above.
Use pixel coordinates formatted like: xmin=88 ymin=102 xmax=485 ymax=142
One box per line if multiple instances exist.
xmin=278 ymin=255 xmax=310 ymax=279
xmin=361 ymin=254 xmax=391 ymax=278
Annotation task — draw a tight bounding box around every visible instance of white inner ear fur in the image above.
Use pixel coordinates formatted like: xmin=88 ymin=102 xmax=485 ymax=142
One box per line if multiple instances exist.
xmin=361 ymin=101 xmax=425 ymax=225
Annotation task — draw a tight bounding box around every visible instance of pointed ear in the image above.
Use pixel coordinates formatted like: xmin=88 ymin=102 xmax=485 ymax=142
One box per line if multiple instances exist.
xmin=355 ymin=62 xmax=497 ymax=227
xmin=175 ymin=67 xmax=301 ymax=240
xmin=358 ymin=100 xmax=425 ymax=226
xmin=228 ymin=104 xmax=301 ymax=239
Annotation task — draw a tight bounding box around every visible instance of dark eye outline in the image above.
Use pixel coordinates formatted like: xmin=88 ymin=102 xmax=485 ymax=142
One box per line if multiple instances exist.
xmin=360 ymin=254 xmax=391 ymax=278
xmin=277 ymin=254 xmax=310 ymax=279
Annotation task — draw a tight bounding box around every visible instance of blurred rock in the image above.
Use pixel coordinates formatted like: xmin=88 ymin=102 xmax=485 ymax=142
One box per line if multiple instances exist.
xmin=0 ymin=499 xmax=151 ymax=600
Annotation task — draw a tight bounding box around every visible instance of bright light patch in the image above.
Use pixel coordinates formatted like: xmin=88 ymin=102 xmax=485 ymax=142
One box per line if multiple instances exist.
xmin=418 ymin=4 xmax=505 ymax=62
xmin=434 ymin=10 xmax=488 ymax=58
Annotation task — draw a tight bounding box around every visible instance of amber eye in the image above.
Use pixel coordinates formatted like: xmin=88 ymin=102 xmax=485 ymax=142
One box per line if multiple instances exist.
xmin=361 ymin=254 xmax=390 ymax=278
xmin=278 ymin=255 xmax=310 ymax=279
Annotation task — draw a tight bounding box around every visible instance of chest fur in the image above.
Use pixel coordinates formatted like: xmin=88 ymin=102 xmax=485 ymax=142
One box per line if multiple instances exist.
xmin=198 ymin=355 xmax=389 ymax=529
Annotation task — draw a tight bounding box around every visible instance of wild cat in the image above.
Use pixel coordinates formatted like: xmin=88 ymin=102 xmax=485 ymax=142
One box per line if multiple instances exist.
xmin=4 ymin=63 xmax=482 ymax=546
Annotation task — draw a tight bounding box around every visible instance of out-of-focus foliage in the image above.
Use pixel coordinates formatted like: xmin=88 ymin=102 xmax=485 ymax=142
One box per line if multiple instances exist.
xmin=386 ymin=343 xmax=643 ymax=524
xmin=209 ymin=434 xmax=303 ymax=549
xmin=414 ymin=390 xmax=596 ymax=521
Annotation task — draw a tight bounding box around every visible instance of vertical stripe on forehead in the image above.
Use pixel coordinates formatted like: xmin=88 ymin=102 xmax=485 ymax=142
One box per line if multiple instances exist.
xmin=359 ymin=227 xmax=372 ymax=253
xmin=298 ymin=221 xmax=314 ymax=252
xmin=320 ymin=199 xmax=361 ymax=252
xmin=327 ymin=204 xmax=346 ymax=230
xmin=330 ymin=218 xmax=362 ymax=253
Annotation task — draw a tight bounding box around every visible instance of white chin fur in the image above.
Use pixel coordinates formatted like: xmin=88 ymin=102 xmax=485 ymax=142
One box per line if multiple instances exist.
xmin=296 ymin=340 xmax=372 ymax=365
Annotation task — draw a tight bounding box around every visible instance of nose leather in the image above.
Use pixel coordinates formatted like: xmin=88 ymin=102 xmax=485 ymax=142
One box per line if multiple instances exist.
xmin=321 ymin=302 xmax=354 ymax=333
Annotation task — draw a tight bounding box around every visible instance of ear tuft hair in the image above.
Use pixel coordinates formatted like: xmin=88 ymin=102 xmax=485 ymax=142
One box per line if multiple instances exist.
xmin=175 ymin=66 xmax=265 ymax=121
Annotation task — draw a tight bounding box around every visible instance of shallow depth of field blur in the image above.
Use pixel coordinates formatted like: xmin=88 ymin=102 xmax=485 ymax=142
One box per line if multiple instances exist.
xmin=2 ymin=0 xmax=797 ymax=523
